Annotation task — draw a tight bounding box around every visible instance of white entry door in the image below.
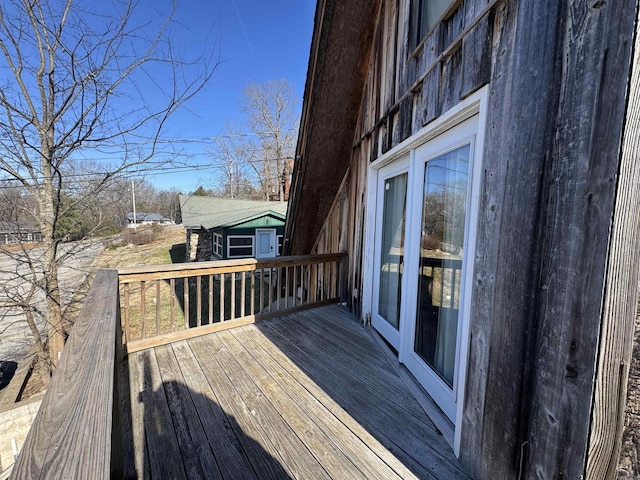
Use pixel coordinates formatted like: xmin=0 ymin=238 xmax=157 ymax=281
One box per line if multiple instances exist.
xmin=255 ymin=229 xmax=277 ymax=258
xmin=370 ymin=114 xmax=480 ymax=425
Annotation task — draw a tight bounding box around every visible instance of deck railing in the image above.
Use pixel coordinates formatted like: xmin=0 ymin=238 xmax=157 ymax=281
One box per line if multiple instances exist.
xmin=118 ymin=253 xmax=346 ymax=351
xmin=11 ymin=269 xmax=123 ymax=479
xmin=11 ymin=253 xmax=346 ymax=478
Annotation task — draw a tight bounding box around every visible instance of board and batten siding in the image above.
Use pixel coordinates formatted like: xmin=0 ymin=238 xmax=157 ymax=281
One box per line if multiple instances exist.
xmin=304 ymin=0 xmax=640 ymax=478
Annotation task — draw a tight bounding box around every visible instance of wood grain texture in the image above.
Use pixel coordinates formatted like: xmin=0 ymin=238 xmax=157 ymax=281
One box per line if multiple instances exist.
xmin=229 ymin=327 xmax=407 ymax=480
xmin=460 ymin=9 xmax=493 ymax=100
xmin=588 ymin=3 xmax=640 ymax=478
xmin=12 ymin=270 xmax=120 ymax=479
xmin=523 ymin=0 xmax=637 ymax=477
xmin=188 ymin=336 xmax=294 ymax=480
xmin=118 ymin=253 xmax=346 ymax=283
xmin=170 ymin=341 xmax=258 ymax=480
xmin=124 ymin=304 xmax=469 ymax=479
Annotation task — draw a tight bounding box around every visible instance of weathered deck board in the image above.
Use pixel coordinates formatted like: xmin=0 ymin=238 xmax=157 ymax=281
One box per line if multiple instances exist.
xmin=258 ymin=314 xmax=465 ymax=479
xmin=215 ymin=329 xmax=369 ymax=480
xmin=170 ymin=340 xmax=258 ymax=480
xmin=154 ymin=344 xmax=223 ymax=479
xmin=125 ymin=304 xmax=468 ymax=479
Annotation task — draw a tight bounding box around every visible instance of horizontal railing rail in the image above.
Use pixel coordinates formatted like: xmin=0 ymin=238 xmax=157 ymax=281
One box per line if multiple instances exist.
xmin=118 ymin=253 xmax=346 ymax=352
xmin=11 ymin=269 xmax=123 ymax=478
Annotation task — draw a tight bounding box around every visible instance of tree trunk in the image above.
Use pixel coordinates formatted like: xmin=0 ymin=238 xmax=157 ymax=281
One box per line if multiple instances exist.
xmin=39 ymin=177 xmax=64 ymax=368
xmin=22 ymin=306 xmax=51 ymax=387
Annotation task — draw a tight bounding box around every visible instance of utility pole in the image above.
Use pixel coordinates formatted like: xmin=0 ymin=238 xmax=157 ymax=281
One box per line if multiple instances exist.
xmin=131 ymin=180 xmax=137 ymax=231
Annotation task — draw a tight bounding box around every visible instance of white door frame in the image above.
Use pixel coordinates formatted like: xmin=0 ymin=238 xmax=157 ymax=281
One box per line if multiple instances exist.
xmin=370 ymin=156 xmax=411 ymax=351
xmin=361 ymin=86 xmax=488 ymax=456
xmin=401 ymin=116 xmax=478 ymax=423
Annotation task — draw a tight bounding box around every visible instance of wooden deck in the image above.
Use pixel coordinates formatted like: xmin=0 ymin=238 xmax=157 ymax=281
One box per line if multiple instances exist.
xmin=120 ymin=304 xmax=469 ymax=479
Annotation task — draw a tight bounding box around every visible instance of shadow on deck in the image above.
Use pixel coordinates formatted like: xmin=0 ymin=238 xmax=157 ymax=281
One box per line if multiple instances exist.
xmin=119 ymin=304 xmax=468 ymax=480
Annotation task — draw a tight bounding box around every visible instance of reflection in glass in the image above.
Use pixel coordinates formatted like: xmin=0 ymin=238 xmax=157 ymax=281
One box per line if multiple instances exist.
xmin=414 ymin=144 xmax=470 ymax=387
xmin=378 ymin=173 xmax=408 ymax=330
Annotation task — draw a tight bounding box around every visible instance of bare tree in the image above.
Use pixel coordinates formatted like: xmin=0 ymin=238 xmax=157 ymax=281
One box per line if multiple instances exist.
xmin=0 ymin=0 xmax=215 ymax=372
xmin=210 ymin=124 xmax=255 ymax=199
xmin=243 ymin=79 xmax=298 ymax=201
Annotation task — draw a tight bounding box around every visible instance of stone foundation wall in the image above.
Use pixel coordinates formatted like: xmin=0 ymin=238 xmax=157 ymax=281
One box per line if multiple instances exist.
xmin=185 ymin=228 xmax=212 ymax=262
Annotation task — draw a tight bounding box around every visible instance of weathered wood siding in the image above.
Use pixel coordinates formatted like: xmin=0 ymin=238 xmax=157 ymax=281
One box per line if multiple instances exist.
xmin=311 ymin=0 xmax=495 ymax=317
xmin=305 ymin=0 xmax=640 ymax=478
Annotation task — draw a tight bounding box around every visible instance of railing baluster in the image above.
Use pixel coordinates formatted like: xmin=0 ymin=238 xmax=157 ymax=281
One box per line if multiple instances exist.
xmin=277 ymin=267 xmax=282 ymax=310
xmin=184 ymin=277 xmax=189 ymax=328
xmin=268 ymin=268 xmax=273 ymax=312
xmin=241 ymin=271 xmax=246 ymax=318
xmin=310 ymin=263 xmax=317 ymax=304
xmin=155 ymin=281 xmax=161 ymax=336
xmin=251 ymin=271 xmax=255 ymax=315
xmin=196 ymin=276 xmax=202 ymax=327
xmin=285 ymin=266 xmax=289 ymax=309
xmin=220 ymin=273 xmax=225 ymax=322
xmin=451 ymin=267 xmax=457 ymax=308
xmin=439 ymin=267 xmax=445 ymax=308
xmin=259 ymin=268 xmax=264 ymax=313
xmin=140 ymin=281 xmax=146 ymax=339
xmin=331 ymin=261 xmax=336 ymax=298
xmin=231 ymin=272 xmax=236 ymax=320
xmin=170 ymin=278 xmax=175 ymax=332
xmin=209 ymin=275 xmax=213 ymax=324
xmin=123 ymin=283 xmax=130 ymax=344
xmin=293 ymin=265 xmax=298 ymax=306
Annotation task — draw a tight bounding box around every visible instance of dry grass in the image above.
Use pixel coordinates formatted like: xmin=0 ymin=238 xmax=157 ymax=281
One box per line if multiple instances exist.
xmin=96 ymin=225 xmax=269 ymax=342
xmin=97 ymin=225 xmax=185 ymax=270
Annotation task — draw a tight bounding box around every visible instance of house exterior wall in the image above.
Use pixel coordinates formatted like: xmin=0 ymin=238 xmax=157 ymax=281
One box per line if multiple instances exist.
xmin=220 ymin=224 xmax=285 ymax=260
xmin=202 ymin=216 xmax=285 ymax=261
xmin=299 ymin=0 xmax=640 ymax=477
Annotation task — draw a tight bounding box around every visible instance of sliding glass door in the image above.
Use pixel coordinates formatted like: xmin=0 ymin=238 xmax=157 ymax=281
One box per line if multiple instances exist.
xmin=370 ymin=115 xmax=479 ymax=424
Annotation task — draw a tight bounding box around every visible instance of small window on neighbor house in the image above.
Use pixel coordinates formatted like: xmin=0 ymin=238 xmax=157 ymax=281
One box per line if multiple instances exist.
xmin=413 ymin=0 xmax=453 ymax=48
xmin=228 ymin=235 xmax=254 ymax=258
xmin=213 ymin=233 xmax=223 ymax=257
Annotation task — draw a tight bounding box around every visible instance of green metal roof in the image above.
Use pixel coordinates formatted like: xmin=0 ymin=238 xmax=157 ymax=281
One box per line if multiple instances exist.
xmin=179 ymin=195 xmax=287 ymax=230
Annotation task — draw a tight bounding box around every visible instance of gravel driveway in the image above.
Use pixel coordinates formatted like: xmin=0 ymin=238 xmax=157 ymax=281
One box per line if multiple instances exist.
xmin=0 ymin=240 xmax=105 ymax=365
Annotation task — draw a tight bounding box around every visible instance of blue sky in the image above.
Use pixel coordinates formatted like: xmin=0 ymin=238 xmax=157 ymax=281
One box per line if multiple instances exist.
xmin=144 ymin=0 xmax=316 ymax=191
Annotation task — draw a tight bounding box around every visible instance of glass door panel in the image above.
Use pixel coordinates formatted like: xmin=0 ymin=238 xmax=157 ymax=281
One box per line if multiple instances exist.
xmin=371 ymin=159 xmax=409 ymax=349
xmin=377 ymin=173 xmax=408 ymax=330
xmin=414 ymin=144 xmax=470 ymax=387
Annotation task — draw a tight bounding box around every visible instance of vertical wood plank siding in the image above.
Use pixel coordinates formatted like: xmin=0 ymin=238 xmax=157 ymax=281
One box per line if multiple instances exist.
xmin=295 ymin=0 xmax=640 ymax=478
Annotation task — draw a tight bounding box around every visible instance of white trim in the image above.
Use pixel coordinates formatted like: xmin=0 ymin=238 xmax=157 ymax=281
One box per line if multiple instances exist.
xmin=277 ymin=235 xmax=284 ymax=256
xmin=362 ymin=86 xmax=489 ymax=457
xmin=401 ymin=116 xmax=479 ymax=424
xmin=370 ymin=158 xmax=410 ymax=351
xmin=227 ymin=235 xmax=255 ymax=258
xmin=213 ymin=232 xmax=223 ymax=257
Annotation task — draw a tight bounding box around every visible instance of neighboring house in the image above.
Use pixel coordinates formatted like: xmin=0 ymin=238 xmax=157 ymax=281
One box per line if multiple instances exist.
xmin=179 ymin=195 xmax=287 ymax=262
xmin=0 ymin=221 xmax=42 ymax=244
xmin=284 ymin=1 xmax=640 ymax=478
xmin=125 ymin=212 xmax=173 ymax=228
